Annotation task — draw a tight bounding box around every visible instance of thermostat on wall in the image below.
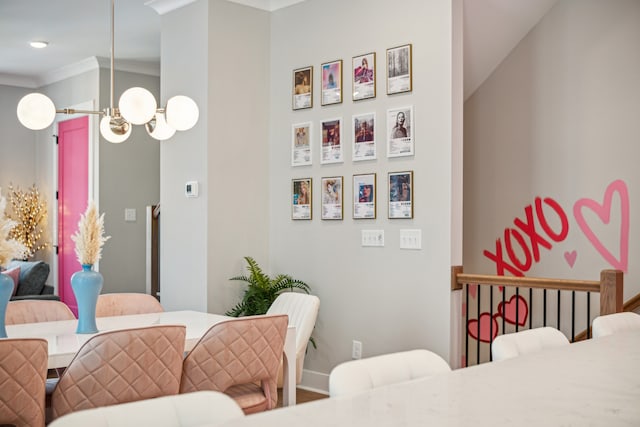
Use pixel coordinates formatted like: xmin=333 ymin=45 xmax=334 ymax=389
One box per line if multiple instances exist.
xmin=185 ymin=181 xmax=199 ymax=198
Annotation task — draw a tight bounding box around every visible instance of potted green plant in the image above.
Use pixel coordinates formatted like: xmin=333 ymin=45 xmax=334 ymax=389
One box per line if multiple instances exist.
xmin=225 ymin=256 xmax=310 ymax=317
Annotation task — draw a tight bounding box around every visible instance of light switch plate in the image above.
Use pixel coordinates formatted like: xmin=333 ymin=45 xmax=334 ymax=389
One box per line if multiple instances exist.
xmin=124 ymin=208 xmax=136 ymax=222
xmin=361 ymin=230 xmax=384 ymax=247
xmin=400 ymin=229 xmax=422 ymax=250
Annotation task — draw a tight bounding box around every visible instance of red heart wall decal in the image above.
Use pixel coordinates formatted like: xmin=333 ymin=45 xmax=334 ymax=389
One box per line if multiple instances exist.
xmin=498 ymin=294 xmax=528 ymax=326
xmin=467 ymin=313 xmax=499 ymax=343
xmin=573 ymin=179 xmax=629 ymax=272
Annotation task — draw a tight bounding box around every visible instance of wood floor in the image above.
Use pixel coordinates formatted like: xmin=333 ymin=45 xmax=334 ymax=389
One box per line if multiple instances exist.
xmin=277 ymin=388 xmax=327 ymax=407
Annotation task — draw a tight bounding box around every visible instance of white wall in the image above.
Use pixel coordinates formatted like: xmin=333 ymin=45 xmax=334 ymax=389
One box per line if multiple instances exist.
xmin=269 ymin=0 xmax=459 ymax=384
xmin=464 ymin=1 xmax=639 ymax=297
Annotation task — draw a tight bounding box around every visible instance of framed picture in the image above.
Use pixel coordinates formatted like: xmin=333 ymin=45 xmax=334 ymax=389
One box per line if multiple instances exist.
xmin=387 ymin=106 xmax=414 ymax=157
xmin=352 ymin=52 xmax=376 ymax=101
xmin=292 ymin=178 xmax=312 ymax=220
xmin=386 ymin=44 xmax=412 ymax=95
xmin=352 ymin=112 xmax=376 ymax=161
xmin=321 ymin=176 xmax=343 ymax=220
xmin=388 ymin=171 xmax=413 ymax=219
xmin=321 ymin=60 xmax=342 ymax=106
xmin=291 ymin=122 xmax=312 ymax=166
xmin=353 ymin=173 xmax=376 ymax=219
xmin=292 ymin=66 xmax=313 ymax=110
xmin=320 ymin=118 xmax=343 ymax=164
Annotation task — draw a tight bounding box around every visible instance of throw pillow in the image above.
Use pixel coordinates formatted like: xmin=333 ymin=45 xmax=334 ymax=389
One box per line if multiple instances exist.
xmin=8 ymin=260 xmax=50 ymax=296
xmin=1 ymin=266 xmax=21 ymax=296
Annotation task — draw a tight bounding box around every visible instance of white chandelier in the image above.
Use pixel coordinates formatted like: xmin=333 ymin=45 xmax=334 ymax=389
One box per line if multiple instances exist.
xmin=16 ymin=0 xmax=198 ymax=143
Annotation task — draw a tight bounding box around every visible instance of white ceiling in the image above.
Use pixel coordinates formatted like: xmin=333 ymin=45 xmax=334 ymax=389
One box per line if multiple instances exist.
xmin=0 ymin=0 xmax=559 ymax=97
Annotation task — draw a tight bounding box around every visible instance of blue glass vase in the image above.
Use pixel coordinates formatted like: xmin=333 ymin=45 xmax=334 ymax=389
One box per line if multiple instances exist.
xmin=0 ymin=272 xmax=13 ymax=338
xmin=71 ymin=264 xmax=103 ymax=334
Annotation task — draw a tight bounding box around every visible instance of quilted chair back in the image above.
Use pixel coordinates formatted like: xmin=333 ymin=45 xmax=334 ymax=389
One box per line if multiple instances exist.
xmin=491 ymin=326 xmax=569 ymax=361
xmin=95 ymin=293 xmax=163 ymax=317
xmin=0 ymin=338 xmax=48 ymax=427
xmin=180 ymin=314 xmax=288 ymax=414
xmin=266 ymin=292 xmax=320 ymax=384
xmin=6 ymin=300 xmax=75 ymax=325
xmin=51 ymin=324 xmax=186 ymax=421
xmin=329 ymin=349 xmax=451 ymax=398
xmin=592 ymin=312 xmax=640 ymax=338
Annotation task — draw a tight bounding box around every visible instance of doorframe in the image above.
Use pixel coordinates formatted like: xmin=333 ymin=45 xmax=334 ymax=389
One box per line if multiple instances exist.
xmin=51 ymin=99 xmax=100 ymax=293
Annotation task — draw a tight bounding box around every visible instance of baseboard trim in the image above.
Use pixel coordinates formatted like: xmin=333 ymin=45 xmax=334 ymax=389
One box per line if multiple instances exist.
xmin=299 ymin=369 xmax=329 ymax=394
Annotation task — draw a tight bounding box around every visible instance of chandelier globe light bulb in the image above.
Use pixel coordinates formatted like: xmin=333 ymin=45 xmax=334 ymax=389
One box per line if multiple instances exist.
xmin=165 ymin=95 xmax=199 ymax=131
xmin=16 ymin=93 xmax=56 ymax=130
xmin=119 ymin=87 xmax=157 ymax=125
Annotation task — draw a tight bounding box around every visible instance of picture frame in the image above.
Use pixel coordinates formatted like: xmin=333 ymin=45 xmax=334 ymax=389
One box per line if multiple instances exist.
xmin=386 ymin=44 xmax=412 ymax=95
xmin=321 ymin=176 xmax=343 ymax=220
xmin=387 ymin=106 xmax=414 ymax=158
xmin=320 ymin=117 xmax=343 ymax=164
xmin=388 ymin=171 xmax=413 ymax=219
xmin=353 ymin=173 xmax=376 ymax=219
xmin=352 ymin=112 xmax=376 ymax=161
xmin=321 ymin=59 xmax=342 ymax=106
xmin=292 ymin=178 xmax=312 ymax=220
xmin=352 ymin=52 xmax=376 ymax=101
xmin=292 ymin=66 xmax=313 ymax=110
xmin=291 ymin=122 xmax=312 ymax=166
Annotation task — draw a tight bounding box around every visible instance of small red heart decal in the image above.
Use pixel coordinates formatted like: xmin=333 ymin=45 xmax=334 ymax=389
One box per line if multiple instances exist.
xmin=564 ymin=250 xmax=577 ymax=268
xmin=498 ymin=295 xmax=528 ymax=326
xmin=467 ymin=313 xmax=499 ymax=343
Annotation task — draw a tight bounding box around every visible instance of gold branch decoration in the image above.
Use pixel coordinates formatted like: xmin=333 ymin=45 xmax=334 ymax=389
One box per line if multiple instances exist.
xmin=7 ymin=183 xmax=49 ymax=259
xmin=70 ymin=201 xmax=111 ymax=266
xmin=0 ymin=188 xmax=28 ymax=269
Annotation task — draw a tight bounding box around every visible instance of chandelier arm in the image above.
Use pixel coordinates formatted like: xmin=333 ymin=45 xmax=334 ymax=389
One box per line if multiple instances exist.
xmin=57 ymin=109 xmax=104 ymax=115
xmin=110 ymin=0 xmax=115 ymax=110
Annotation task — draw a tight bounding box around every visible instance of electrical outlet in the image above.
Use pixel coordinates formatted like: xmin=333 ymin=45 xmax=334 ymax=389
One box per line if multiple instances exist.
xmin=352 ymin=340 xmax=362 ymax=359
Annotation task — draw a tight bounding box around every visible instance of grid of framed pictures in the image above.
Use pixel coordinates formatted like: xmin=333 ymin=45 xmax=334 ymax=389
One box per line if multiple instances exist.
xmin=290 ymin=43 xmax=415 ymax=221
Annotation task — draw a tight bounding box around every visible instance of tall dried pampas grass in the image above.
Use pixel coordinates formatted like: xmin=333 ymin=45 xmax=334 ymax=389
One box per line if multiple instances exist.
xmin=71 ymin=201 xmax=111 ymax=266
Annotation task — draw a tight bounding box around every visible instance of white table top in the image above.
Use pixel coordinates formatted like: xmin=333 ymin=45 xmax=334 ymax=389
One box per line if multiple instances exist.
xmin=220 ymin=331 xmax=640 ymax=426
xmin=5 ymin=310 xmax=297 ymax=406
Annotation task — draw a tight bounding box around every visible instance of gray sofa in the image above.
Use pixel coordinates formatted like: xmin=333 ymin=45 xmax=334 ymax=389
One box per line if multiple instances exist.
xmin=7 ymin=260 xmax=59 ymax=301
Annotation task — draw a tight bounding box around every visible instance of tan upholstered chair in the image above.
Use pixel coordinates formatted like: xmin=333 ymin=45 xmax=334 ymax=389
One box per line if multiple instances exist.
xmin=50 ymin=325 xmax=186 ymax=421
xmin=48 ymin=391 xmax=244 ymax=427
xmin=491 ymin=327 xmax=569 ymax=361
xmin=0 ymin=338 xmax=48 ymax=427
xmin=266 ymin=292 xmax=320 ymax=385
xmin=180 ymin=314 xmax=288 ymax=414
xmin=329 ymin=349 xmax=451 ymax=398
xmin=95 ymin=293 xmax=163 ymax=317
xmin=6 ymin=300 xmax=75 ymax=324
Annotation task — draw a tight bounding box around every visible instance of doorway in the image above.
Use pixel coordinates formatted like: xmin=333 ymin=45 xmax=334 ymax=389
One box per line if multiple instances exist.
xmin=57 ymin=116 xmax=89 ymax=315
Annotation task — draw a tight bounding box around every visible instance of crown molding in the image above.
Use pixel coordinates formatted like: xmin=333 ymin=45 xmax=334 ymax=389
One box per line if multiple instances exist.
xmin=95 ymin=57 xmax=161 ymax=77
xmin=145 ymin=0 xmax=304 ymax=14
xmin=37 ymin=57 xmax=100 ymax=87
xmin=0 ymin=73 xmax=39 ymax=89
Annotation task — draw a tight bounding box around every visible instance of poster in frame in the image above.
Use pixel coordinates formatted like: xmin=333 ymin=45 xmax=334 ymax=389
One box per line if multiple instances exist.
xmin=387 ymin=106 xmax=414 ymax=158
xmin=321 ymin=176 xmax=343 ymax=220
xmin=386 ymin=44 xmax=412 ymax=95
xmin=352 ymin=112 xmax=376 ymax=161
xmin=292 ymin=66 xmax=313 ymax=110
xmin=291 ymin=122 xmax=312 ymax=166
xmin=321 ymin=59 xmax=343 ymax=106
xmin=292 ymin=178 xmax=312 ymax=220
xmin=388 ymin=171 xmax=413 ymax=219
xmin=352 ymin=52 xmax=376 ymax=101
xmin=320 ymin=117 xmax=343 ymax=164
xmin=353 ymin=173 xmax=376 ymax=219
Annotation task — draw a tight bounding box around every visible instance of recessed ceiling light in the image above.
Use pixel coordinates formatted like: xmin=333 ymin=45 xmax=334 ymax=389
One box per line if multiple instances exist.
xmin=30 ymin=41 xmax=49 ymax=49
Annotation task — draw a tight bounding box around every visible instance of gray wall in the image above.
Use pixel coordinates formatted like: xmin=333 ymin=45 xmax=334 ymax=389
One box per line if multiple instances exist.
xmin=464 ymin=1 xmax=639 ymax=296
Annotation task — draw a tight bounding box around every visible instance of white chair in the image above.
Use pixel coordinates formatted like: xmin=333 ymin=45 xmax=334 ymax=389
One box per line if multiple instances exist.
xmin=491 ymin=327 xmax=569 ymax=361
xmin=328 ymin=349 xmax=451 ymax=398
xmin=48 ymin=391 xmax=244 ymax=427
xmin=266 ymin=292 xmax=320 ymax=385
xmin=592 ymin=312 xmax=640 ymax=338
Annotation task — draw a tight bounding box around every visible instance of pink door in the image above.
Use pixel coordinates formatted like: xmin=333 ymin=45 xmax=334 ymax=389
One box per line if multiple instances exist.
xmin=58 ymin=116 xmax=89 ymax=316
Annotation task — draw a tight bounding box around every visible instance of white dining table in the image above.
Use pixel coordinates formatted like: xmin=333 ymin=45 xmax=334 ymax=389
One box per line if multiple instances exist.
xmin=219 ymin=331 xmax=640 ymax=426
xmin=5 ymin=310 xmax=297 ymax=406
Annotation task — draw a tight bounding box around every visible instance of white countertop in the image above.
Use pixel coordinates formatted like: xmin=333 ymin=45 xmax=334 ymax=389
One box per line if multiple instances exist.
xmin=220 ymin=331 xmax=640 ymax=426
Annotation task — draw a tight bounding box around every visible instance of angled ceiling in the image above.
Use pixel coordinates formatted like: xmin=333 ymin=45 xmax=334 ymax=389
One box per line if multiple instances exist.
xmin=0 ymin=0 xmax=558 ymax=97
